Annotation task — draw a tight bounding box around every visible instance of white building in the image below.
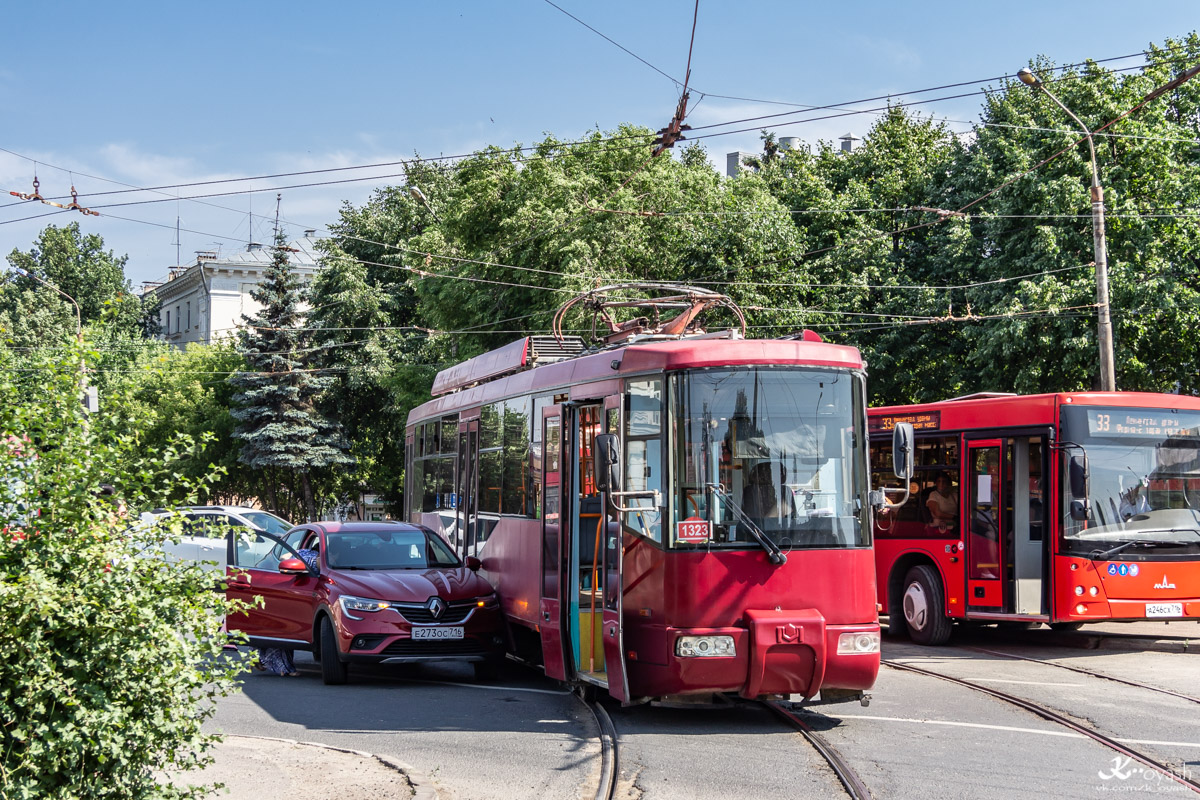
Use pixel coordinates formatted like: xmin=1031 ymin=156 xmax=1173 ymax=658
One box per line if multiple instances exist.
xmin=143 ymin=232 xmax=321 ymax=347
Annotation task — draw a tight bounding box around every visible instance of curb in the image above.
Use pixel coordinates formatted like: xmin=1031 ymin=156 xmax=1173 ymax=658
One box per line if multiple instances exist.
xmin=1081 ymin=634 xmax=1197 ymax=655
xmin=224 ymin=734 xmax=439 ymax=800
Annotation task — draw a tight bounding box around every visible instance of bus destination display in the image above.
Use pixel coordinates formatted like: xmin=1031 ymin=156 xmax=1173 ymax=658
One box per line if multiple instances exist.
xmin=869 ymin=411 xmax=940 ymax=433
xmin=1087 ymin=409 xmax=1200 ymax=438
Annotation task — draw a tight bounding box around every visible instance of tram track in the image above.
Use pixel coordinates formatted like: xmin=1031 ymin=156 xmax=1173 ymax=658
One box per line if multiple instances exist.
xmin=761 ymin=700 xmax=873 ymax=800
xmin=577 ymin=691 xmax=619 ymax=800
xmin=882 ymin=659 xmax=1200 ymax=795
xmin=963 ymin=645 xmax=1200 ymax=705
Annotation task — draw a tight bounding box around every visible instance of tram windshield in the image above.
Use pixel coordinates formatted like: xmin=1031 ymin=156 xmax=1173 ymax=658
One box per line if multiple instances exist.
xmin=673 ymin=368 xmax=868 ymax=550
xmin=1060 ymin=406 xmax=1200 ymax=556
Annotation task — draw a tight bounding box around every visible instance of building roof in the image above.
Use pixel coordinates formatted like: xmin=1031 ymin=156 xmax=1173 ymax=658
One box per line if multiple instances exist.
xmin=141 ymin=233 xmax=321 ymax=298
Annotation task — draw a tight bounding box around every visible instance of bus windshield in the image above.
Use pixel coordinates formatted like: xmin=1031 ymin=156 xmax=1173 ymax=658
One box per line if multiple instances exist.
xmin=1060 ymin=406 xmax=1200 ymax=554
xmin=673 ymin=368 xmax=867 ymax=550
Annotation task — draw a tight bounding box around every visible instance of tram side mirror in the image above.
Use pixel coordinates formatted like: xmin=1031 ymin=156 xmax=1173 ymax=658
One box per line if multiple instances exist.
xmin=1069 ymin=454 xmax=1090 ymax=520
xmin=594 ymin=433 xmax=622 ymax=492
xmin=892 ymin=422 xmax=915 ymax=480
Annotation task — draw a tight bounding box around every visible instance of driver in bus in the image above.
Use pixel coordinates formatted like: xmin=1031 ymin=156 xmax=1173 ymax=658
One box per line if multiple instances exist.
xmin=1119 ymin=480 xmax=1151 ymax=520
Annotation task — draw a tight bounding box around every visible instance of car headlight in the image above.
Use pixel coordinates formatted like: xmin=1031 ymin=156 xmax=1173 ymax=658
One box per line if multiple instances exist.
xmin=837 ymin=632 xmax=880 ymax=655
xmin=339 ymin=595 xmax=393 ymax=621
xmin=676 ymin=635 xmax=735 ymax=658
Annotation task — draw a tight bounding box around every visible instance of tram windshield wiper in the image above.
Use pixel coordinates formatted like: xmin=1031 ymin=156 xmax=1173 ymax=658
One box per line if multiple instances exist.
xmin=706 ymin=483 xmax=787 ymax=565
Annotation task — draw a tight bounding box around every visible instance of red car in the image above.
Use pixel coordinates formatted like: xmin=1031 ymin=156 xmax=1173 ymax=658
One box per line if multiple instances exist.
xmin=225 ymin=521 xmax=505 ymax=684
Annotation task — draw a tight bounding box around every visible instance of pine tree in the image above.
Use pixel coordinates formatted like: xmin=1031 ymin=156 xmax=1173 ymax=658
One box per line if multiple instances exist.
xmin=229 ymin=224 xmax=353 ymax=520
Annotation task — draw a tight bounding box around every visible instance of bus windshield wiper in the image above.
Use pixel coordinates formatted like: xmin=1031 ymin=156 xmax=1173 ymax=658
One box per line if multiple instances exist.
xmin=1090 ymin=540 xmax=1161 ymax=561
xmin=706 ymin=483 xmax=787 ymax=565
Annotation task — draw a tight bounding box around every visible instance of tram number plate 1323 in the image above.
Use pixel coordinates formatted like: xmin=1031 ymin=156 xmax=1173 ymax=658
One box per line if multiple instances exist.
xmin=677 ymin=517 xmax=712 ymax=543
xmin=1145 ymin=603 xmax=1183 ymax=618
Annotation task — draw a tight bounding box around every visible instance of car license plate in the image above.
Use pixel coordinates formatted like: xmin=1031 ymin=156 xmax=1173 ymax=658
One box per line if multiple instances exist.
xmin=412 ymin=627 xmax=465 ymax=640
xmin=1145 ymin=603 xmax=1183 ymax=618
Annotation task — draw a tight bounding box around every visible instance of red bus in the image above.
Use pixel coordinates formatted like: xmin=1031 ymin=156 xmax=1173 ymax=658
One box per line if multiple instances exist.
xmin=869 ymin=392 xmax=1200 ymax=645
xmin=405 ymin=291 xmax=902 ymax=705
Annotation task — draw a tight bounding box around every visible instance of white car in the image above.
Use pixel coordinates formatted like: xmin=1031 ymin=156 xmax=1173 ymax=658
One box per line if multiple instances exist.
xmin=141 ymin=506 xmax=292 ymax=570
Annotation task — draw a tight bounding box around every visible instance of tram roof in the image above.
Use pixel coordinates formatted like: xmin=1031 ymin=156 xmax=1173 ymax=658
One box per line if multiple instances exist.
xmin=409 ymin=335 xmax=864 ymax=425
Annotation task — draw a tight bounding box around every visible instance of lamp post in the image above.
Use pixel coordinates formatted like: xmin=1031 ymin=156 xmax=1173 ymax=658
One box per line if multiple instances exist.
xmin=10 ymin=266 xmax=94 ymax=411
xmin=11 ymin=266 xmax=82 ymax=342
xmin=1017 ymin=67 xmax=1116 ymax=391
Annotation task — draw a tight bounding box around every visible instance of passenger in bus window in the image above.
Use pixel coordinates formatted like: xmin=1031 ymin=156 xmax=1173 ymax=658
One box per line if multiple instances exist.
xmin=926 ymin=471 xmax=958 ymax=532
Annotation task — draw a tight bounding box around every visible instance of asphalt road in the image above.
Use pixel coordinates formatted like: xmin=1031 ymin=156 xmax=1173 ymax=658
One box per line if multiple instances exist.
xmin=207 ymin=632 xmax=1200 ymax=800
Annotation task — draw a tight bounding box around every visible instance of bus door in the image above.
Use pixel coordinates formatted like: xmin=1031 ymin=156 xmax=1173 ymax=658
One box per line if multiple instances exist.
xmin=456 ymin=418 xmax=479 ymax=558
xmin=966 ymin=440 xmax=1003 ymax=610
xmin=1009 ymin=435 xmax=1048 ymax=616
xmin=600 ymin=394 xmax=630 ymax=702
xmin=539 ymin=405 xmax=567 ymax=681
xmin=570 ymin=402 xmax=608 ymax=688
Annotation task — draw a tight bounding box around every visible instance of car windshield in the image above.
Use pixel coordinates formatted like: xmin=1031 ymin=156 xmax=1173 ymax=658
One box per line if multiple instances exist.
xmin=241 ymin=511 xmax=291 ymax=535
xmin=674 ymin=367 xmax=868 ymax=550
xmin=325 ymin=529 xmax=459 ymax=569
xmin=1061 ymin=406 xmax=1200 ymax=554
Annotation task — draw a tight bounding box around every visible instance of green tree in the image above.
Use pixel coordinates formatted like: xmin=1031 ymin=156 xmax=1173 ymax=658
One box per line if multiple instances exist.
xmin=3 ymin=223 xmax=151 ymax=342
xmin=0 ymin=340 xmax=244 ymax=799
xmin=942 ymin=37 xmax=1200 ymax=395
xmin=230 ymin=228 xmax=353 ymax=520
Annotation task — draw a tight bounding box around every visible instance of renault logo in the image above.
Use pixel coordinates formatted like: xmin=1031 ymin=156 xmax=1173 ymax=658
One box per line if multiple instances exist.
xmin=427 ymin=597 xmax=447 ymax=619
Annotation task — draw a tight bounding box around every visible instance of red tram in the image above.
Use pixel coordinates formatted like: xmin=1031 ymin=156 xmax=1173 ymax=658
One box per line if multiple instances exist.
xmin=869 ymin=392 xmax=1200 ymax=645
xmin=405 ymin=287 xmax=901 ymax=704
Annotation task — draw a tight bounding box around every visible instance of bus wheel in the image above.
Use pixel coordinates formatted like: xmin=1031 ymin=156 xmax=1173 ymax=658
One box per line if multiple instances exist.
xmin=902 ymin=565 xmax=952 ymax=645
xmin=1049 ymin=622 xmax=1085 ymax=632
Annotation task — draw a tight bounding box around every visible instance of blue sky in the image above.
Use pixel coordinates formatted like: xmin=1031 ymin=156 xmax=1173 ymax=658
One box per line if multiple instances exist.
xmin=1 ymin=1 xmax=1196 ymax=287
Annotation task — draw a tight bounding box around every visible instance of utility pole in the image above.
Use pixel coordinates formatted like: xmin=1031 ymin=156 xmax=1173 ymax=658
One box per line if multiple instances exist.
xmin=1018 ymin=68 xmax=1115 ymax=391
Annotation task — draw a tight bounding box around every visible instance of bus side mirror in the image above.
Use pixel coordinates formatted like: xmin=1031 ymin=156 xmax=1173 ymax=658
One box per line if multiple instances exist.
xmin=892 ymin=422 xmax=915 ymax=480
xmin=1069 ymin=454 xmax=1090 ymax=520
xmin=594 ymin=433 xmax=622 ymax=492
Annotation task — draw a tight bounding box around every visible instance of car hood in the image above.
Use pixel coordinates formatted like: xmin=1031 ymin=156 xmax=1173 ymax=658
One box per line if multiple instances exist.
xmin=329 ymin=567 xmax=492 ymax=602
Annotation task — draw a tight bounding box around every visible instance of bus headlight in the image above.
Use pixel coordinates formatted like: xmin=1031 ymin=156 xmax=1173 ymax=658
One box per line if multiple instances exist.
xmin=676 ymin=635 xmax=735 ymax=657
xmin=837 ymin=632 xmax=881 ymax=655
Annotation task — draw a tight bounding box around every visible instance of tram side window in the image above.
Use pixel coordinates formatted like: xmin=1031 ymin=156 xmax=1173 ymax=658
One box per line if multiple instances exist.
xmin=480 ymin=404 xmax=503 ymax=514
xmin=531 ymin=396 xmax=551 ymax=518
xmin=503 ymin=396 xmax=532 ymax=517
xmin=624 ymin=379 xmax=663 ymax=543
xmin=415 ymin=416 xmax=457 ymax=513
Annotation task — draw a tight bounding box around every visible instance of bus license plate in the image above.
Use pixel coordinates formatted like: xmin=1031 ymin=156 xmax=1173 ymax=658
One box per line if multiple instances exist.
xmin=1145 ymin=603 xmax=1183 ymax=618
xmin=412 ymin=627 xmax=465 ymax=640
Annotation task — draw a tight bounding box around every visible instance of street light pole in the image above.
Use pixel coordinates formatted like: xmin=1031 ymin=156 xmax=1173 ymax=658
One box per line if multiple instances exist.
xmin=11 ymin=266 xmax=83 ymax=342
xmin=1017 ymin=68 xmax=1116 ymax=391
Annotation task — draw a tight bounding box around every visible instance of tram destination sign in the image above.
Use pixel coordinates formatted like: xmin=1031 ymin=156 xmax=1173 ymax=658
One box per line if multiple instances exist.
xmin=869 ymin=411 xmax=941 ymax=433
xmin=1087 ymin=409 xmax=1200 ymax=438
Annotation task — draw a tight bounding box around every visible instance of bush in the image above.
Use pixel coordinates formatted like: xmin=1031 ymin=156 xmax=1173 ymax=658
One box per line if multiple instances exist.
xmin=0 ymin=343 xmax=245 ymax=799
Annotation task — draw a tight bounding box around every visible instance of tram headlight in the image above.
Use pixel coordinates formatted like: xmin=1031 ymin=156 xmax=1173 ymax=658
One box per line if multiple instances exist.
xmin=1074 ymin=586 xmax=1085 ymax=596
xmin=1089 ymin=586 xmax=1099 ymax=597
xmin=676 ymin=635 xmax=736 ymax=658
xmin=837 ymin=632 xmax=881 ymax=655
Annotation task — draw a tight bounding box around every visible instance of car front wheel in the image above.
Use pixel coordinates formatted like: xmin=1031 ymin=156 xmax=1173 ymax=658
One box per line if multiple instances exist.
xmin=319 ymin=617 xmax=349 ymax=685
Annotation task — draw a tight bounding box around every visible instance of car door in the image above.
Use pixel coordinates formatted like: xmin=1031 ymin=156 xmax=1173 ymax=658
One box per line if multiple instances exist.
xmin=194 ymin=513 xmax=235 ymax=570
xmin=225 ymin=529 xmax=314 ymax=645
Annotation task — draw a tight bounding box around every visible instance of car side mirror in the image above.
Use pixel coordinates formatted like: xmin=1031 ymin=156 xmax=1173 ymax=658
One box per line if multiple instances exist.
xmin=594 ymin=433 xmax=622 ymax=492
xmin=279 ymin=557 xmax=309 ymax=574
xmin=892 ymin=422 xmax=915 ymax=480
xmin=465 ymin=556 xmax=482 ymax=572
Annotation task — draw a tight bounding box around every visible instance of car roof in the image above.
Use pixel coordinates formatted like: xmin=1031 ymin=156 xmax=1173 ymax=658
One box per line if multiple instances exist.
xmin=312 ymin=521 xmax=425 ymax=534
